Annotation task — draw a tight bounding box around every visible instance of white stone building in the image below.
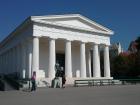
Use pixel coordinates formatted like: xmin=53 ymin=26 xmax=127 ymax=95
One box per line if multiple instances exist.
xmin=0 ymin=14 xmax=114 ymax=84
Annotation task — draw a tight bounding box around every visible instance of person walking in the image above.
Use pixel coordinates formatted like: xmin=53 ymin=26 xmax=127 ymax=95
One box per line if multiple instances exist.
xmin=31 ymin=71 xmax=36 ymax=91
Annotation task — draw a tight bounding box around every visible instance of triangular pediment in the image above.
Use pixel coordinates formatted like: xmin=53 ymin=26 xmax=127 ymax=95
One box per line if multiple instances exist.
xmin=45 ymin=19 xmax=96 ymax=30
xmin=31 ymin=14 xmax=113 ymax=35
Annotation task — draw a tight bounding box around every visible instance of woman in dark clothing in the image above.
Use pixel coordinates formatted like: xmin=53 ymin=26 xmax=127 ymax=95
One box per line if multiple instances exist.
xmin=31 ymin=71 xmax=36 ymax=91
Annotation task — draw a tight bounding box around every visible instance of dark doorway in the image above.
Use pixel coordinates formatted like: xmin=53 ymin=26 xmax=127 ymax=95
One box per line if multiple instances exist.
xmin=56 ymin=53 xmax=65 ymax=69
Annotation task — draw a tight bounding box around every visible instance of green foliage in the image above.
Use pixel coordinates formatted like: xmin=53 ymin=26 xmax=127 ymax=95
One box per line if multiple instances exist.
xmin=111 ymin=36 xmax=140 ymax=78
xmin=111 ymin=54 xmax=129 ymax=77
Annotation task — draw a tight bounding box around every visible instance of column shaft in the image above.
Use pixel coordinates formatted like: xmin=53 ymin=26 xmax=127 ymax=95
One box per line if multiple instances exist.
xmin=6 ymin=52 xmax=9 ymax=73
xmin=32 ymin=37 xmax=39 ymax=73
xmin=14 ymin=47 xmax=17 ymax=73
xmin=80 ymin=42 xmax=86 ymax=78
xmin=12 ymin=48 xmax=15 ymax=73
xmin=17 ymin=46 xmax=20 ymax=73
xmin=104 ymin=45 xmax=110 ymax=77
xmin=88 ymin=50 xmax=91 ymax=77
xmin=5 ymin=53 xmax=8 ymax=73
xmin=2 ymin=54 xmax=5 ymax=74
xmin=4 ymin=53 xmax=6 ymax=73
xmin=27 ymin=42 xmax=32 ymax=78
xmin=0 ymin=56 xmax=1 ymax=74
xmin=93 ymin=44 xmax=101 ymax=77
xmin=21 ymin=44 xmax=26 ymax=78
xmin=65 ymin=40 xmax=72 ymax=77
xmin=48 ymin=38 xmax=56 ymax=78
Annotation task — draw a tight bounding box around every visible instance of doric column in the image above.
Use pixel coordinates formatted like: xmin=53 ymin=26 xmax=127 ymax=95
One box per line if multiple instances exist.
xmin=0 ymin=56 xmax=1 ymax=74
xmin=1 ymin=54 xmax=4 ymax=73
xmin=12 ymin=48 xmax=15 ymax=73
xmin=16 ymin=45 xmax=20 ymax=73
xmin=88 ymin=50 xmax=91 ymax=77
xmin=93 ymin=43 xmax=101 ymax=77
xmin=19 ymin=45 xmax=22 ymax=76
xmin=1 ymin=55 xmax=3 ymax=74
xmin=2 ymin=54 xmax=4 ymax=73
xmin=65 ymin=40 xmax=72 ymax=77
xmin=8 ymin=51 xmax=10 ymax=73
xmin=9 ymin=50 xmax=12 ymax=73
xmin=27 ymin=41 xmax=32 ymax=78
xmin=4 ymin=52 xmax=7 ymax=74
xmin=14 ymin=47 xmax=17 ymax=73
xmin=7 ymin=51 xmax=9 ymax=74
xmin=104 ymin=45 xmax=111 ymax=77
xmin=32 ymin=37 xmax=39 ymax=74
xmin=10 ymin=49 xmax=13 ymax=73
xmin=2 ymin=54 xmax=4 ymax=74
xmin=5 ymin=52 xmax=8 ymax=73
xmin=48 ymin=38 xmax=56 ymax=79
xmin=21 ymin=43 xmax=26 ymax=78
xmin=80 ymin=42 xmax=86 ymax=78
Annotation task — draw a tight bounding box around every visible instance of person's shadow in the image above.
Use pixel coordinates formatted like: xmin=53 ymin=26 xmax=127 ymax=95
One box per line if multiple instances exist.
xmin=22 ymin=87 xmax=31 ymax=92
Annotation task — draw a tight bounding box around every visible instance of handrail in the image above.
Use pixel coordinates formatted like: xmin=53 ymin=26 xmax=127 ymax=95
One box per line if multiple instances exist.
xmin=74 ymin=79 xmax=113 ymax=87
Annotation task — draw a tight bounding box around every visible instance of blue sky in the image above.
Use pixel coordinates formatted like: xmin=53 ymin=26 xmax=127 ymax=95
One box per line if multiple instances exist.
xmin=0 ymin=0 xmax=140 ymax=50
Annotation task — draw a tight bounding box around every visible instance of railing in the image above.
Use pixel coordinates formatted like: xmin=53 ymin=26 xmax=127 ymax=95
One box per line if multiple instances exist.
xmin=118 ymin=79 xmax=140 ymax=85
xmin=74 ymin=79 xmax=140 ymax=87
xmin=74 ymin=79 xmax=115 ymax=87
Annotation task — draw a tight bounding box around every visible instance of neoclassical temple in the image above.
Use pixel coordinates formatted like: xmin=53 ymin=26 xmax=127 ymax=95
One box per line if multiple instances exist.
xmin=0 ymin=14 xmax=114 ymax=84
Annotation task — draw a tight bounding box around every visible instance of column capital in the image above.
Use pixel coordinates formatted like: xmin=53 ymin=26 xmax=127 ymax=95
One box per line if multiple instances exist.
xmin=80 ymin=40 xmax=88 ymax=43
xmin=103 ymin=44 xmax=110 ymax=47
xmin=65 ymin=39 xmax=73 ymax=42
xmin=92 ymin=42 xmax=99 ymax=45
xmin=49 ymin=37 xmax=57 ymax=40
xmin=33 ymin=36 xmax=40 ymax=38
xmin=80 ymin=41 xmax=86 ymax=44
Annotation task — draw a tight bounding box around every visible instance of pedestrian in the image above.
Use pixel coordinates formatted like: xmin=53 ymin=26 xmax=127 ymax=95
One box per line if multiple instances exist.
xmin=31 ymin=71 xmax=36 ymax=91
xmin=62 ymin=74 xmax=66 ymax=88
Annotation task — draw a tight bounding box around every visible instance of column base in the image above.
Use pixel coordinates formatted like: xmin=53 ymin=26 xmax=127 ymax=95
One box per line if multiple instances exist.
xmin=35 ymin=70 xmax=45 ymax=79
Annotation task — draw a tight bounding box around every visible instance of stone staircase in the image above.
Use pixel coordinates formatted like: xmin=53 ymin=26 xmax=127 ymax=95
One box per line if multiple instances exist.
xmin=35 ymin=77 xmax=118 ymax=87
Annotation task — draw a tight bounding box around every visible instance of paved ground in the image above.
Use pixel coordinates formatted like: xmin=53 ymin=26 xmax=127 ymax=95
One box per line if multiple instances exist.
xmin=0 ymin=85 xmax=140 ymax=105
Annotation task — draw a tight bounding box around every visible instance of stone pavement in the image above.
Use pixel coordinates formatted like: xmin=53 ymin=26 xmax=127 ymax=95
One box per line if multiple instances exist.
xmin=0 ymin=85 xmax=140 ymax=105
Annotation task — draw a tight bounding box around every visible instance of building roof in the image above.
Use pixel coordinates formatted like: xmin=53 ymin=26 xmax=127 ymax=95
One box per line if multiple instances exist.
xmin=31 ymin=14 xmax=114 ymax=35
xmin=0 ymin=14 xmax=114 ymax=48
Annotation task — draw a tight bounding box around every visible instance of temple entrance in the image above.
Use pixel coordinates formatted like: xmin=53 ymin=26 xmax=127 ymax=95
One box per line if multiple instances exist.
xmin=56 ymin=53 xmax=65 ymax=69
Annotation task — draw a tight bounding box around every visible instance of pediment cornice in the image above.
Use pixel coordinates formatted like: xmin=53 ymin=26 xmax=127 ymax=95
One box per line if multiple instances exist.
xmin=31 ymin=14 xmax=114 ymax=35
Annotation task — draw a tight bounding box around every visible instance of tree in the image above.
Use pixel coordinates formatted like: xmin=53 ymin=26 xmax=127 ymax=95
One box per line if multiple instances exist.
xmin=111 ymin=54 xmax=130 ymax=78
xmin=111 ymin=36 xmax=140 ymax=78
xmin=135 ymin=36 xmax=140 ymax=51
